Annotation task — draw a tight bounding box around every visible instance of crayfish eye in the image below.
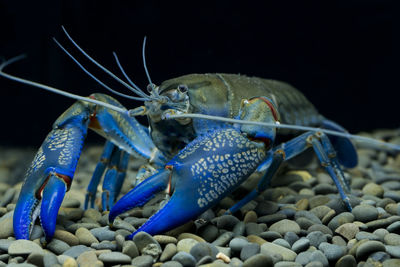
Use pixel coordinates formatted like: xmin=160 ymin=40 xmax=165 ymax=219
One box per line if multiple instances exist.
xmin=147 ymin=83 xmax=156 ymax=93
xmin=177 ymin=84 xmax=188 ymax=93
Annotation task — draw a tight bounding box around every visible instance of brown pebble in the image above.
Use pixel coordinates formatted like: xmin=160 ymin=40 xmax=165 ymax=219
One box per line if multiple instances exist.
xmin=62 ymin=257 xmax=78 ymax=267
xmin=244 ymin=211 xmax=258 ymax=223
xmin=335 ymin=223 xmax=360 ymax=241
xmin=216 ymin=252 xmax=231 ymax=263
xmin=54 ymin=230 xmax=79 ymax=246
xmin=153 ymin=235 xmax=178 ymax=244
xmin=247 ymin=235 xmax=267 ymax=245
xmin=295 ymin=198 xmax=309 ymax=210
xmin=178 ymin=233 xmax=206 ymax=243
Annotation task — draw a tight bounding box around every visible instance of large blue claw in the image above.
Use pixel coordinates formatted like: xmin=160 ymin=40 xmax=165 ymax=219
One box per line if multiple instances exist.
xmin=110 ymin=128 xmax=267 ymax=238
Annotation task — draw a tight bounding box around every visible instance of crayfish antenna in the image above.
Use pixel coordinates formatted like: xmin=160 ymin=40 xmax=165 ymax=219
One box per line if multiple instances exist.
xmin=165 ymin=113 xmax=400 ymax=152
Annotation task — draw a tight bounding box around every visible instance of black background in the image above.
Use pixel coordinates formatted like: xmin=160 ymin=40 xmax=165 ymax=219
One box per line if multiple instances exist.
xmin=0 ymin=0 xmax=398 ymax=147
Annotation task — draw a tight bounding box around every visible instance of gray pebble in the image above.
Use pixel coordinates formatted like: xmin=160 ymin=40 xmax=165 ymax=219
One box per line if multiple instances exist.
xmin=76 ymin=227 xmax=99 ymax=246
xmin=292 ymin=238 xmax=310 ymax=253
xmin=8 ymin=240 xmax=43 ymax=256
xmin=124 ymin=217 xmax=147 ymax=228
xmin=212 ymin=231 xmax=234 ymax=247
xmin=355 ymin=231 xmax=380 ymax=241
xmin=373 ymin=228 xmax=389 ymax=241
xmin=272 ymin=238 xmax=291 ymax=249
xmin=284 ymin=232 xmax=299 ymax=246
xmin=122 ymin=240 xmax=139 ymax=258
xmin=307 ymin=224 xmax=333 ymax=236
xmin=160 ymin=243 xmax=177 ymax=262
xmin=383 ymin=190 xmax=400 ymax=202
xmin=0 ymin=216 xmax=13 ymax=239
xmin=370 ymin=251 xmax=391 ymax=262
xmin=190 ymin=242 xmax=217 ymax=261
xmin=352 ymin=205 xmax=379 ymax=222
xmin=295 ymin=210 xmax=322 ymax=224
xmin=63 ymin=245 xmax=93 ymax=258
xmin=47 ymin=239 xmax=71 ymax=254
xmin=387 ymin=221 xmax=400 ymax=233
xmin=274 ymin=262 xmax=302 ymax=267
xmin=83 ymin=208 xmax=102 ymax=222
xmin=133 ymin=231 xmax=162 ymax=256
xmin=26 ymin=252 xmax=44 ymax=267
xmin=296 ymin=217 xmax=315 ymax=230
xmin=269 ymin=219 xmax=301 ymax=235
xmin=130 ymin=255 xmax=154 ymax=267
xmin=0 ymin=239 xmax=12 ymax=252
xmin=30 ymin=225 xmax=43 ymax=240
xmin=229 ymin=237 xmax=249 ymax=253
xmin=327 ymin=212 xmax=354 ymax=231
xmin=335 ymin=254 xmax=356 ymax=267
xmin=198 ymin=224 xmax=219 ymax=242
xmin=384 ymin=233 xmax=400 ymax=245
xmin=161 ymin=261 xmax=183 ymax=267
xmin=196 ymin=255 xmax=214 ymax=265
xmin=212 ymin=215 xmax=240 ymax=230
xmin=172 ymin=251 xmax=196 ymax=267
xmin=0 ymin=188 xmax=15 ymax=207
xmin=385 ymin=245 xmax=400 ymax=258
xmin=245 ymin=222 xmax=264 ymax=236
xmin=66 ymin=223 xmax=100 ymax=232
xmin=296 ymin=250 xmax=328 ymax=267
xmin=98 ymin=251 xmax=131 ymax=264
xmin=306 ymin=231 xmax=327 ymax=247
xmin=43 ymin=253 xmax=59 ymax=267
xmin=243 ymin=253 xmax=273 ymax=267
xmin=318 ymin=242 xmax=346 ymax=261
xmin=232 ymin=221 xmax=246 ymax=236
xmin=91 ymin=240 xmax=117 ymax=250
xmin=356 ymin=240 xmax=386 ymax=259
xmin=90 ymin=226 xmax=115 ymax=241
xmin=254 ymin=201 xmax=279 ymax=216
xmin=257 ymin=213 xmax=287 ymax=224
xmin=259 ymin=231 xmax=282 ymax=241
xmin=176 ymin=238 xmax=198 ymax=253
xmin=112 ymin=218 xmax=136 ymax=232
xmin=240 ymin=242 xmax=260 ymax=261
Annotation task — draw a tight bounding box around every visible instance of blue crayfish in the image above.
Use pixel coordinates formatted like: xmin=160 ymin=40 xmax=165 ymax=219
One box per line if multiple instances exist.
xmin=1 ymin=27 xmax=397 ymax=243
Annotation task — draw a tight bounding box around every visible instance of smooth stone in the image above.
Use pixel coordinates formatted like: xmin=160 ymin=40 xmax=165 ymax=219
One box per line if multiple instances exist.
xmin=355 ymin=231 xmax=380 ymax=241
xmin=122 ymin=240 xmax=139 ymax=258
xmin=54 ymin=230 xmax=79 ymax=246
xmin=30 ymin=225 xmax=44 ymax=240
xmin=335 ymin=254 xmax=356 ymax=267
xmin=8 ymin=240 xmax=43 ymax=255
xmin=292 ymin=238 xmax=310 ymax=253
xmin=284 ymin=232 xmax=299 ymax=246
xmin=43 ymin=253 xmax=59 ymax=267
xmin=295 ymin=210 xmax=322 ymax=224
xmin=387 ymin=221 xmax=400 ymax=233
xmin=385 ymin=245 xmax=400 ymax=258
xmin=189 ymin=242 xmax=218 ymax=261
xmin=83 ymin=209 xmax=102 ymax=222
xmin=160 ymin=243 xmax=177 ymax=262
xmin=321 ymin=209 xmax=336 ymax=225
xmin=244 ymin=211 xmax=258 ymax=223
xmin=245 ymin=222 xmax=264 ymax=236
xmin=176 ymin=238 xmax=198 ymax=253
xmin=257 ymin=213 xmax=287 ymax=224
xmin=308 ymin=196 xmax=331 ymax=209
xmin=295 ymin=251 xmax=328 ymax=267
xmin=370 ymin=251 xmax=391 ymax=262
xmin=355 ymin=240 xmax=386 ymax=259
xmin=240 ymin=242 xmax=260 ymax=261
xmin=63 ymin=245 xmax=93 ymax=258
xmin=124 ymin=250 xmax=150 ymax=267
xmin=366 ymin=218 xmax=394 ymax=230
xmin=154 ymin=235 xmax=178 ymax=245
xmin=383 ymin=233 xmax=400 ymax=245
xmin=307 ymin=224 xmax=333 ymax=235
xmin=111 ymin=218 xmax=136 ymax=232
xmin=373 ymin=228 xmax=389 ymax=241
xmin=243 ymin=253 xmax=273 ymax=267
xmin=232 ymin=221 xmax=246 ymax=236
xmin=383 ymin=259 xmax=400 ymax=267
xmin=133 ymin=231 xmax=162 ymax=258
xmin=62 ymin=257 xmax=78 ymax=267
xmin=295 ymin=198 xmax=309 ymax=210
xmin=212 ymin=231 xmax=234 ymax=247
xmin=327 ymin=212 xmax=355 ymax=231
xmin=212 ymin=215 xmax=240 ymax=230
xmin=98 ymin=251 xmax=131 ymax=264
xmin=305 ymin=261 xmax=324 ymax=267
xmin=91 ymin=240 xmax=117 ymax=250
xmin=196 ymin=255 xmax=214 ymax=265
xmin=66 ymin=223 xmax=100 ymax=232
xmin=383 ymin=190 xmax=400 ymax=202
xmin=58 ymin=207 xmax=84 ymax=221
xmin=0 ymin=217 xmax=13 ymax=239
xmin=269 ymin=219 xmax=301 ymax=235
xmin=306 ymin=231 xmax=327 ymax=247
xmin=26 ymin=252 xmax=45 ymax=266
xmin=332 ymin=236 xmax=347 ymax=246
xmin=318 ymin=242 xmax=346 ymax=261
xmin=254 ymin=201 xmax=279 ymax=216
xmin=362 ymin=183 xmax=384 ymax=197
xmin=275 ymin=262 xmax=302 ymax=267
xmin=76 ymin=227 xmax=99 ymax=246
xmin=259 ymin=231 xmax=282 ymax=241
xmin=352 ymin=205 xmax=379 ymax=222
xmin=89 ymin=226 xmax=115 ymax=241
xmin=296 ymin=217 xmax=315 ymax=230
xmin=335 ymin=223 xmax=359 ymax=241
xmin=76 ymin=251 xmax=98 ymax=267
xmin=198 ymin=224 xmax=219 ymax=242
xmin=177 ymin=233 xmax=206 ymax=243
xmin=47 ymin=238 xmax=71 ymax=254
xmin=260 ymin=242 xmax=297 ymax=261
xmin=272 ymin=238 xmax=291 ymax=249
xmin=161 ymin=261 xmax=184 ymax=267
xmin=0 ymin=239 xmax=12 ymax=252
xmin=172 ymin=251 xmax=196 ymax=267
xmin=229 ymin=237 xmax=249 ymax=253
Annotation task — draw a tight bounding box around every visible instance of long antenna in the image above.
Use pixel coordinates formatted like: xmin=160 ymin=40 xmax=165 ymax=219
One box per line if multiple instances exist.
xmin=142 ymin=36 xmax=153 ymax=86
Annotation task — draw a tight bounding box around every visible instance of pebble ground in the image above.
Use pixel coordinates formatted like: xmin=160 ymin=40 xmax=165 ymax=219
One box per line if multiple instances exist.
xmin=0 ymin=129 xmax=400 ymax=267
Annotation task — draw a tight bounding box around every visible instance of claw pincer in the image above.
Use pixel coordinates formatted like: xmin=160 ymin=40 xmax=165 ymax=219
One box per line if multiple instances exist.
xmin=110 ymin=128 xmax=267 ymax=238
xmin=14 ymin=102 xmax=90 ymax=242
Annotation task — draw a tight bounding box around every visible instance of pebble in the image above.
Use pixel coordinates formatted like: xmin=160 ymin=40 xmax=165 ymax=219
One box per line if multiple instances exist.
xmin=178 ymin=233 xmax=206 ymax=243
xmin=355 ymin=240 xmax=386 ymax=259
xmin=269 ymin=219 xmax=301 ymax=235
xmin=130 ymin=255 xmax=154 ymax=267
xmin=62 ymin=257 xmax=78 ymax=267
xmin=83 ymin=209 xmax=102 ymax=222
xmin=352 ymin=205 xmax=379 ymax=222
xmin=8 ymin=239 xmax=43 ymax=255
xmin=327 ymin=212 xmax=355 ymax=231
xmin=229 ymin=237 xmax=249 ymax=253
xmin=292 ymin=238 xmax=310 ymax=253
xmin=318 ymin=242 xmax=346 ymax=261
xmin=63 ymin=245 xmax=93 ymax=258
xmin=243 ymin=211 xmax=258 ymax=223
xmin=0 ymin=216 xmax=13 ymax=239
xmin=385 ymin=245 xmax=400 ymax=258
xmin=47 ymin=239 xmax=71 ymax=254
xmin=296 ymin=250 xmax=328 ymax=267
xmin=91 ymin=240 xmax=117 ymax=250
xmin=355 ymin=231 xmax=380 ymax=241
xmin=177 ymin=238 xmax=199 ymax=253
xmin=383 ymin=232 xmax=400 ymax=245
xmin=43 ymin=253 xmax=60 ymax=267
xmin=90 ymin=226 xmax=115 ymax=241
xmin=198 ymin=224 xmax=219 ymax=242
xmin=189 ymin=242 xmax=218 ymax=261
xmin=122 ymin=240 xmax=139 ymax=258
xmin=172 ymin=251 xmax=197 ymax=267
xmin=212 ymin=231 xmax=234 ymax=247
xmin=307 ymin=224 xmax=333 ymax=235
xmin=257 ymin=213 xmax=287 ymax=224
xmin=76 ymin=227 xmax=99 ymax=246
xmin=260 ymin=242 xmax=297 ymax=261
xmin=306 ymin=231 xmax=327 ymax=247
xmin=161 ymin=261 xmax=184 ymax=267
xmin=335 ymin=223 xmax=359 ymax=240
xmin=383 ymin=259 xmax=400 ymax=267
xmin=160 ymin=243 xmax=177 ymax=262
xmin=272 ymin=238 xmax=291 ymax=249
xmin=76 ymin=251 xmax=98 ymax=267
xmin=26 ymin=252 xmax=45 ymax=266
xmin=212 ymin=215 xmax=240 ymax=230
xmin=112 ymin=218 xmax=136 ymax=232
xmin=98 ymin=251 xmax=131 ymax=264
xmin=240 ymin=242 xmax=260 ymax=261
xmin=54 ymin=230 xmax=79 ymax=246
xmin=387 ymin=221 xmax=400 ymax=233
xmin=243 ymin=253 xmax=273 ymax=267
xmin=154 ymin=235 xmax=178 ymax=245
xmin=254 ymin=201 xmax=279 ymax=216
